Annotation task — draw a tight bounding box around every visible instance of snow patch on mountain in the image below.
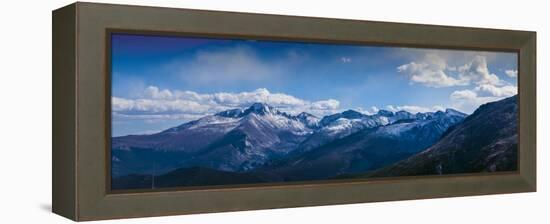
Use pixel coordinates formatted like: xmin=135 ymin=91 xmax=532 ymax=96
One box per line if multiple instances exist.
xmin=296 ymin=112 xmax=320 ymax=128
xmin=376 ymin=122 xmax=417 ymax=136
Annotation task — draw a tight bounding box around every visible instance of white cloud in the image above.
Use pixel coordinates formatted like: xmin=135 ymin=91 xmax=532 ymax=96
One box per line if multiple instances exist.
xmin=112 ymin=112 xmax=204 ymax=122
xmin=397 ymin=54 xmax=467 ymax=87
xmin=395 ymin=54 xmax=519 ymax=113
xmin=113 ymin=87 xmax=341 ymax=122
xmin=370 ymin=106 xmax=379 ymax=113
xmin=384 ymin=104 xmax=444 ymax=114
xmin=397 ymin=54 xmax=504 ymax=88
xmin=505 ymin=69 xmax=518 ymax=78
xmin=341 ymin=57 xmax=352 ymax=63
xmin=450 ymin=89 xmax=478 ymax=101
xmin=211 ymin=88 xmax=307 ymax=108
xmin=450 ymin=90 xmax=498 ymax=114
xmin=143 ymin=86 xmax=173 ymax=99
xmin=450 ymin=84 xmax=517 ymax=113
xmin=112 ymin=97 xmax=212 ymax=115
xmin=474 ymin=84 xmax=517 ymax=97
xmin=353 ymin=107 xmax=372 ymax=115
xmin=456 ymin=56 xmax=501 ymax=85
xmin=398 ymin=105 xmax=445 ymax=114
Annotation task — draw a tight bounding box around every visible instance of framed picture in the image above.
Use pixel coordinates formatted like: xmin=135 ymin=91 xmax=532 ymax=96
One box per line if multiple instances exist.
xmin=52 ymin=2 xmax=536 ymax=221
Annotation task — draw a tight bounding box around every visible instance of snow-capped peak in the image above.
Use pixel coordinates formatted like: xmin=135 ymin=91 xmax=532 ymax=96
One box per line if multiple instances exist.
xmin=243 ymin=102 xmax=276 ymax=116
xmin=395 ymin=110 xmax=413 ymax=117
xmin=297 ymin=112 xmax=316 ymax=119
xmin=211 ymin=103 xmax=322 ymax=129
xmin=296 ymin=112 xmax=320 ymax=128
xmin=340 ymin=110 xmax=365 ymax=119
xmin=319 ymin=109 xmax=365 ymax=126
xmin=215 ymin=108 xmax=244 ymax=118
xmin=445 ymin=108 xmax=467 ymax=117
xmin=376 ymin=109 xmax=394 ymax=117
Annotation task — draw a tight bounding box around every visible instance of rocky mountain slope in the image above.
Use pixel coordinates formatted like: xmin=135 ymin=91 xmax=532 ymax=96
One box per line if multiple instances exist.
xmin=367 ymin=95 xmax=518 ymax=177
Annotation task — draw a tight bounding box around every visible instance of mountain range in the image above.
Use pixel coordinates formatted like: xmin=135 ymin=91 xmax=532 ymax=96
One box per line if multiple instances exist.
xmin=111 ymin=96 xmax=518 ymax=190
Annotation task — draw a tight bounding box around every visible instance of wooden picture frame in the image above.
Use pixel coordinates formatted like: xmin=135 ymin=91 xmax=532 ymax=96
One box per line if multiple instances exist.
xmin=53 ymin=2 xmax=536 ymax=221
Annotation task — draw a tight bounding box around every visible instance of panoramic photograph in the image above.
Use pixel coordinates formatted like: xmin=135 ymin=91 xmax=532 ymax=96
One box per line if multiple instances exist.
xmin=110 ymin=33 xmax=518 ymax=190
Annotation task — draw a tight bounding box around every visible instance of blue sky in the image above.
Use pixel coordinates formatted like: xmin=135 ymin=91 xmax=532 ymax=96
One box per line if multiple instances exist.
xmin=111 ymin=33 xmax=518 ymax=136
